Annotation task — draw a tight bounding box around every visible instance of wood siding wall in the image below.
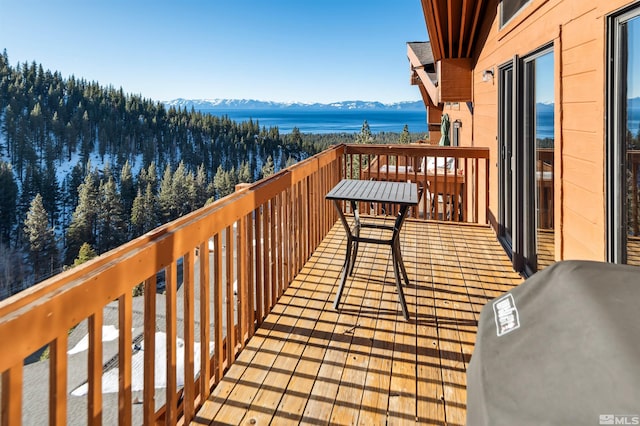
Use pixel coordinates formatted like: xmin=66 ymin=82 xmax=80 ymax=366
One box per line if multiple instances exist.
xmin=445 ymin=0 xmax=635 ymax=262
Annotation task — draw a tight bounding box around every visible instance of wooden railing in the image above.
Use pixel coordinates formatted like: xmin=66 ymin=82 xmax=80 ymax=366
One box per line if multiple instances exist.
xmin=344 ymin=144 xmax=490 ymax=224
xmin=0 ymin=145 xmax=343 ymax=425
xmin=0 ymin=143 xmax=491 ymax=425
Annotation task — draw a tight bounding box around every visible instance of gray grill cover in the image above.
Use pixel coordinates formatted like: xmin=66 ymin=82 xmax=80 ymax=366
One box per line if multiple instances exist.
xmin=467 ymin=260 xmax=640 ymax=425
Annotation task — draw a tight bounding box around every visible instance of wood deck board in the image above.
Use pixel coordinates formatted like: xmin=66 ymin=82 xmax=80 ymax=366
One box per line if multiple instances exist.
xmin=197 ymin=220 xmax=523 ymax=425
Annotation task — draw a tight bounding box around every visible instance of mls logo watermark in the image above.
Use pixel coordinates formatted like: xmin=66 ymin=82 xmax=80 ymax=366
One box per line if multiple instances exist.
xmin=599 ymin=414 xmax=640 ymax=425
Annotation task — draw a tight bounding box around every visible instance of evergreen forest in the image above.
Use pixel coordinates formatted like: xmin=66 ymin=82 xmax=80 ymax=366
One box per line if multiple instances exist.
xmin=0 ymin=51 xmax=421 ymax=299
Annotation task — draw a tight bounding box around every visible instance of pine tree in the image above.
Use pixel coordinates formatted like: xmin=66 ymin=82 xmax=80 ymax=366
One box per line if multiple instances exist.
xmin=119 ymin=160 xmax=135 ymax=218
xmin=171 ymin=161 xmax=195 ymax=217
xmin=158 ymin=163 xmax=175 ymax=221
xmin=66 ymin=170 xmax=99 ymax=264
xmin=213 ymin=165 xmax=232 ymax=199
xmin=399 ymin=124 xmax=411 ymax=144
xmin=73 ymin=242 xmax=97 ymax=266
xmin=96 ymin=176 xmax=126 ymax=253
xmin=24 ymin=194 xmax=58 ymax=279
xmin=194 ymin=164 xmax=209 ymax=207
xmin=0 ymin=242 xmax=26 ymax=300
xmin=261 ymin=155 xmax=275 ymax=178
xmin=130 ymin=183 xmax=158 ymax=238
xmin=238 ymin=161 xmax=252 ymax=184
xmin=0 ymin=162 xmax=18 ymax=245
xmin=356 ymin=120 xmax=373 ymax=144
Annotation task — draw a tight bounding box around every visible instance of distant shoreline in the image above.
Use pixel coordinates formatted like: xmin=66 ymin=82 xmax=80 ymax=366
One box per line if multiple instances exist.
xmin=196 ymin=108 xmax=428 ymax=134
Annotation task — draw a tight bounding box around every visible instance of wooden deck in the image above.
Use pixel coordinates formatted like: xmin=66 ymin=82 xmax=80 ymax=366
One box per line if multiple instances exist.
xmin=194 ymin=220 xmax=523 ymax=425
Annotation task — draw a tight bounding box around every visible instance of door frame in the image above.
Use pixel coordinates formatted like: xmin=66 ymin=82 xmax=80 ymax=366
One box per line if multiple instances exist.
xmin=606 ymin=4 xmax=640 ymax=264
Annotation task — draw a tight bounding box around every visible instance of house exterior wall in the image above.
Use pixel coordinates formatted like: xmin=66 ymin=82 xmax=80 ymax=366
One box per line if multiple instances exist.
xmin=445 ymin=0 xmax=636 ymax=262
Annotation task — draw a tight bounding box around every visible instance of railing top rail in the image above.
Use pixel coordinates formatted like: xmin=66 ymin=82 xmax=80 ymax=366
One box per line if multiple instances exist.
xmin=343 ymin=143 xmax=490 ymax=159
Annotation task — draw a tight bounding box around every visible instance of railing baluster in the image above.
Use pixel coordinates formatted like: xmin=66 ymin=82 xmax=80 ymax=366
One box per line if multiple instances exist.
xmin=165 ymin=263 xmax=177 ymax=425
xmin=198 ymin=241 xmax=211 ymax=401
xmin=255 ymin=206 xmax=266 ymax=327
xmin=225 ymin=226 xmax=235 ymax=363
xmin=88 ymin=311 xmax=103 ymax=426
xmin=236 ymin=218 xmax=245 ymax=349
xmin=247 ymin=211 xmax=255 ymax=338
xmin=1 ymin=363 xmax=22 ymax=426
xmin=118 ymin=291 xmax=132 ymax=425
xmin=269 ymin=198 xmax=277 ymax=308
xmin=183 ymin=251 xmax=195 ymax=422
xmin=143 ymin=277 xmax=156 ymax=426
xmin=50 ymin=334 xmax=67 ymax=426
xmin=213 ymin=234 xmax=224 ymax=382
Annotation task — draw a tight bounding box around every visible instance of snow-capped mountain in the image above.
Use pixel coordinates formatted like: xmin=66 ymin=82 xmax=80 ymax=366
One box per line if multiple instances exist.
xmin=163 ymin=98 xmax=424 ymax=111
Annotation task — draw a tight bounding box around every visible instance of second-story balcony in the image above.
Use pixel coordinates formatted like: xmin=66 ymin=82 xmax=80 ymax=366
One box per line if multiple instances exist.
xmin=0 ymin=144 xmax=523 ymax=425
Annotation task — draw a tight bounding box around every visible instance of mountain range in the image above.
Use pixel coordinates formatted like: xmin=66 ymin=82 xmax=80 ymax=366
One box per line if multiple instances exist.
xmin=163 ymin=98 xmax=425 ymax=111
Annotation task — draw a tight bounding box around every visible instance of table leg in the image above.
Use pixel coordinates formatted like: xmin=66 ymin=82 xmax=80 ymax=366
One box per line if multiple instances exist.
xmin=349 ymin=200 xmax=360 ymax=276
xmin=392 ymin=244 xmax=409 ymax=320
xmin=332 ymin=200 xmax=355 ymax=310
xmin=392 ymin=205 xmax=411 ymax=319
xmin=334 ymin=235 xmax=353 ymax=310
xmin=393 ymin=240 xmax=410 ymax=286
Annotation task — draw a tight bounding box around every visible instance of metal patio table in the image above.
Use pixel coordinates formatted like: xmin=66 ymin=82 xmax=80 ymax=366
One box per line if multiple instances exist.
xmin=325 ymin=179 xmax=419 ymax=320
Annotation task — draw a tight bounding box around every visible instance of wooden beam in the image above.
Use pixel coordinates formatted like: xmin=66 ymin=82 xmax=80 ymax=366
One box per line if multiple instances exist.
xmin=437 ymin=58 xmax=472 ymax=102
xmin=466 ymin=0 xmax=485 ymax=58
xmin=447 ymin=0 xmax=454 ymax=57
xmin=422 ymin=0 xmax=445 ymax=61
xmin=459 ymin=0 xmax=469 ymax=58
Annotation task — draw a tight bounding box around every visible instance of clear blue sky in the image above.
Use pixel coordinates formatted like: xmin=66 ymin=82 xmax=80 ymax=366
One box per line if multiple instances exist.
xmin=0 ymin=0 xmax=428 ymax=104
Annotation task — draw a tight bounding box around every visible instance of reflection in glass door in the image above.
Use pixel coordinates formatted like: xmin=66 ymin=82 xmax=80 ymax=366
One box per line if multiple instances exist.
xmin=531 ymin=52 xmax=555 ymax=270
xmin=609 ymin=8 xmax=640 ymax=266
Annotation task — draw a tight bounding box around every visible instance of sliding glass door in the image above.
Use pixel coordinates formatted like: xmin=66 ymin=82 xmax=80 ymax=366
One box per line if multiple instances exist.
xmin=498 ymin=47 xmax=554 ymax=274
xmin=608 ymin=6 xmax=640 ymax=266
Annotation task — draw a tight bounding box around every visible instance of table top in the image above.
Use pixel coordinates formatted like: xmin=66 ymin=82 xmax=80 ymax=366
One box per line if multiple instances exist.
xmin=326 ymin=179 xmax=419 ymax=205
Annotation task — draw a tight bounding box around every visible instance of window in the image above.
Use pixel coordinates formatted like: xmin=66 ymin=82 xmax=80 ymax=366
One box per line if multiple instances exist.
xmin=501 ymin=0 xmax=531 ymax=27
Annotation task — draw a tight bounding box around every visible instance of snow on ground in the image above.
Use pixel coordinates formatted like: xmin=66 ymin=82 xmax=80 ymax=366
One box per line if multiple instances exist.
xmin=70 ymin=331 xmax=214 ymax=396
xmin=67 ymin=325 xmax=120 ymax=355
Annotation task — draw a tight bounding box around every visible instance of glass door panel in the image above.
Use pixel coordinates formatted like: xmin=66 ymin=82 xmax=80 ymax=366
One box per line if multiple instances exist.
xmin=625 ymin=16 xmax=640 ymax=265
xmin=534 ymin=52 xmax=555 ymax=270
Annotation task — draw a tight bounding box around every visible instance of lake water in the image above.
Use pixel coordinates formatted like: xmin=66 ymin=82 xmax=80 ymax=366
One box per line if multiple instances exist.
xmin=199 ymin=105 xmax=563 ymax=138
xmin=200 ymin=108 xmax=428 ymax=134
